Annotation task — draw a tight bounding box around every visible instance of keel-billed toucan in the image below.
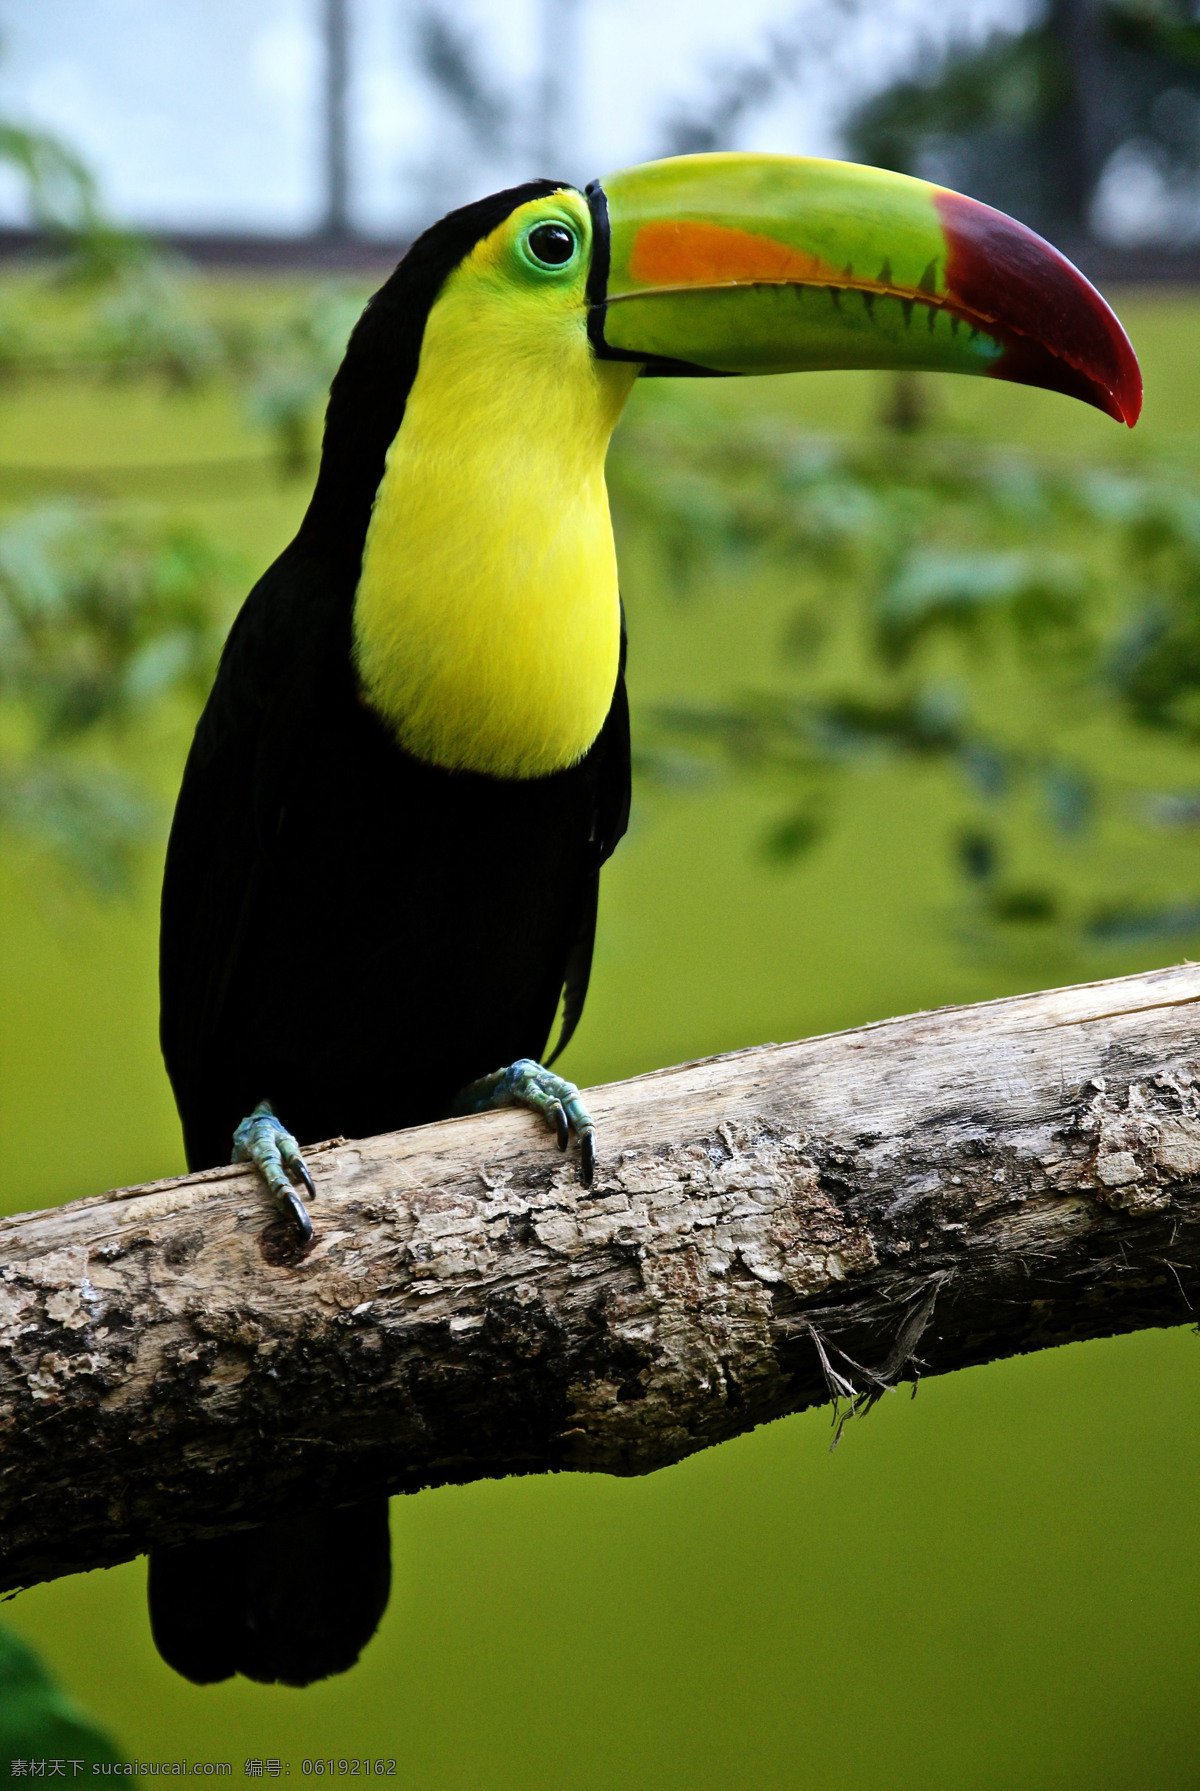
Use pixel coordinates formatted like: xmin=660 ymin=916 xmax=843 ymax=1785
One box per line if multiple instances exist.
xmin=150 ymin=153 xmax=1140 ymax=1687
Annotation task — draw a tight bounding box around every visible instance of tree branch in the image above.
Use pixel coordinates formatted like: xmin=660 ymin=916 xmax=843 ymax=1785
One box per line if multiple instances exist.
xmin=6 ymin=964 xmax=1200 ymax=1593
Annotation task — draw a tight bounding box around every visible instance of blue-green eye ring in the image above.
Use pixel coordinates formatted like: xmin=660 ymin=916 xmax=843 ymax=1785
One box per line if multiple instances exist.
xmin=524 ymin=221 xmax=578 ymax=268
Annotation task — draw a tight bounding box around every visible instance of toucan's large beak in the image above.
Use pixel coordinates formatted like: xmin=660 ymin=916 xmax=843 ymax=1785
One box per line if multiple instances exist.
xmin=585 ymin=154 xmax=1141 ymax=427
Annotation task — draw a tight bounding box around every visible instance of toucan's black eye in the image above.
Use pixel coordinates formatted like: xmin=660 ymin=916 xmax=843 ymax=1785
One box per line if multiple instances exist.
xmin=526 ymin=222 xmax=576 ymax=266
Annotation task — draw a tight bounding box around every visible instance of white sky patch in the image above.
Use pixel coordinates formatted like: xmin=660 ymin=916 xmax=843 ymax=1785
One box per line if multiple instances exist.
xmin=251 ymin=16 xmax=321 ymax=113
xmin=1092 ymin=138 xmax=1200 ymax=247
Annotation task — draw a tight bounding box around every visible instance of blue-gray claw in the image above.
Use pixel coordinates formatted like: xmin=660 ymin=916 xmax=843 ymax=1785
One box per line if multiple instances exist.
xmin=232 ymin=1100 xmax=315 ymax=1239
xmin=456 ymin=1059 xmax=597 ymax=1186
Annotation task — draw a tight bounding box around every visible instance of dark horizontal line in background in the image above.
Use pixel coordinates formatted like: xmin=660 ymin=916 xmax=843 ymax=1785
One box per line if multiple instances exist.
xmin=0 ymin=225 xmax=408 ymax=276
xmin=1059 ymin=239 xmax=1200 ymax=287
xmin=0 ymin=456 xmax=298 ymax=500
xmin=0 ymin=225 xmax=1197 ymax=285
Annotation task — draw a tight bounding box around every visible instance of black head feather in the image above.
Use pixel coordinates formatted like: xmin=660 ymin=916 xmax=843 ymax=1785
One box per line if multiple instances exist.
xmin=301 ymin=180 xmax=575 ymax=562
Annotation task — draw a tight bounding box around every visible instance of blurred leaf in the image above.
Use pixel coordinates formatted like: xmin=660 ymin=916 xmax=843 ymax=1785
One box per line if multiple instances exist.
xmin=242 ymin=286 xmax=360 ymax=475
xmin=95 ymin=262 xmax=224 ymax=387
xmin=630 ymin=746 xmax=714 ymax=789
xmin=0 ymin=761 xmax=151 ymax=893
xmin=1042 ymin=766 xmax=1094 ymax=835
xmin=960 ymin=742 xmax=1010 ymax=800
xmin=879 ymin=548 xmax=1084 ymax=659
xmin=617 ymin=402 xmax=1200 ymax=957
xmin=989 ymin=885 xmax=1060 ymax=924
xmin=814 ymin=685 xmax=966 ymax=756
xmin=0 ymin=123 xmax=100 ymax=233
xmin=958 ymin=827 xmax=999 ymax=882
xmin=0 ymin=503 xmax=221 ymax=739
xmin=1142 ymin=789 xmax=1200 ymax=826
xmin=416 ymin=10 xmax=511 ymax=150
xmin=0 ymin=502 xmax=225 ymax=889
xmin=762 ymin=807 xmax=826 ymax=864
xmin=0 ymin=119 xmax=146 ymax=288
xmin=652 ymin=697 xmax=827 ymax=770
xmin=0 ymin=1625 xmax=121 ymax=1766
xmin=1087 ymin=898 xmax=1200 ymax=944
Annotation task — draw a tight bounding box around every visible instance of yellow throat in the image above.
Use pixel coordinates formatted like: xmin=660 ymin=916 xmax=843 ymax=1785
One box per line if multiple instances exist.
xmin=352 ymin=192 xmax=639 ymax=780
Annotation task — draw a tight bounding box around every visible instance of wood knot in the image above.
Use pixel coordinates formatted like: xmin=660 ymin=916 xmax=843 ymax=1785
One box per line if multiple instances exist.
xmin=259 ymin=1217 xmax=317 ymax=1268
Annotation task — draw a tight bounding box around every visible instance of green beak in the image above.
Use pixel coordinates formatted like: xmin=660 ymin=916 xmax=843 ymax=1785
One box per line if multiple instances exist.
xmin=585 ymin=154 xmax=1141 ymax=426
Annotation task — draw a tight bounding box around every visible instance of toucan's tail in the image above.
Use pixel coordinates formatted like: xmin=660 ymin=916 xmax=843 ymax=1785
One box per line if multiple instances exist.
xmin=148 ymin=1499 xmax=392 ymax=1687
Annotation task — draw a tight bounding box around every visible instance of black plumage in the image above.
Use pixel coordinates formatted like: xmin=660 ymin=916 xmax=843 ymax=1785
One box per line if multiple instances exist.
xmin=151 ymin=183 xmax=631 ymax=1687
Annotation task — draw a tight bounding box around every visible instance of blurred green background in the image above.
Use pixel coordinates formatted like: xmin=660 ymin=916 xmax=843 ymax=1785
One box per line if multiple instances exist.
xmin=4 ymin=275 xmax=1200 ymax=1789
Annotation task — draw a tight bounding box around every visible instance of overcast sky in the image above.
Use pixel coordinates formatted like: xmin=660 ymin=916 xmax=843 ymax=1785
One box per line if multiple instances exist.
xmin=0 ymin=0 xmax=1030 ymax=236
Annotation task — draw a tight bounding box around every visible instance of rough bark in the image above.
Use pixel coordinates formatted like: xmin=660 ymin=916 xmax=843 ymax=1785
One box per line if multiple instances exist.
xmin=5 ymin=963 xmax=1200 ymax=1595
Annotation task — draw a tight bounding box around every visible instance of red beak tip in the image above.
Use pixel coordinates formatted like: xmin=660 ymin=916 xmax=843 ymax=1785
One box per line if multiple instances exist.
xmin=935 ymin=187 xmax=1143 ymax=431
xmin=1110 ymin=367 xmax=1142 ymax=428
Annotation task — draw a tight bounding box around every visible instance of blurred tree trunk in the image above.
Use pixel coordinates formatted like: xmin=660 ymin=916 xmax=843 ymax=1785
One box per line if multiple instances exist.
xmin=1047 ymin=0 xmax=1114 ymax=232
xmin=4 ymin=964 xmax=1200 ymax=1594
xmin=880 ymin=371 xmax=933 ymax=434
xmin=322 ymin=0 xmax=350 ymax=239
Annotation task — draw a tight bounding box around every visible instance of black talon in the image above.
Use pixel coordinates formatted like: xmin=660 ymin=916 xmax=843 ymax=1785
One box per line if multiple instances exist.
xmin=283 ymin=1188 xmax=314 ymax=1242
xmin=553 ymin=1102 xmax=569 ymax=1149
xmin=294 ymin=1159 xmax=317 ymax=1202
xmin=580 ymin=1131 xmax=595 ymax=1187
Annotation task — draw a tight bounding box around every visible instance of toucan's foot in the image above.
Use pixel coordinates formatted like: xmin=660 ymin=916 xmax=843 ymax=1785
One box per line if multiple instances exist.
xmin=454 ymin=1059 xmax=596 ymax=1187
xmin=232 ymin=1101 xmax=316 ymax=1240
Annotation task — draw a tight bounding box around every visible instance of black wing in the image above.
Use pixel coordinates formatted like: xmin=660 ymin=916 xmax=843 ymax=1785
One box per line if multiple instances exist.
xmin=159 ymin=540 xmax=351 ymax=1168
xmin=547 ymin=611 xmax=631 ymax=1064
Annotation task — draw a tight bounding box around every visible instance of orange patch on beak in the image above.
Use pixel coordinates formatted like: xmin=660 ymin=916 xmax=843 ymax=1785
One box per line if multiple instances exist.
xmin=627 ymin=220 xmax=846 ymax=290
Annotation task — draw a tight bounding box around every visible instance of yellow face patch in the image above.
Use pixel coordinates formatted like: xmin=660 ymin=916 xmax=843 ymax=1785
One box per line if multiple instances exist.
xmin=352 ymin=191 xmax=638 ymax=780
